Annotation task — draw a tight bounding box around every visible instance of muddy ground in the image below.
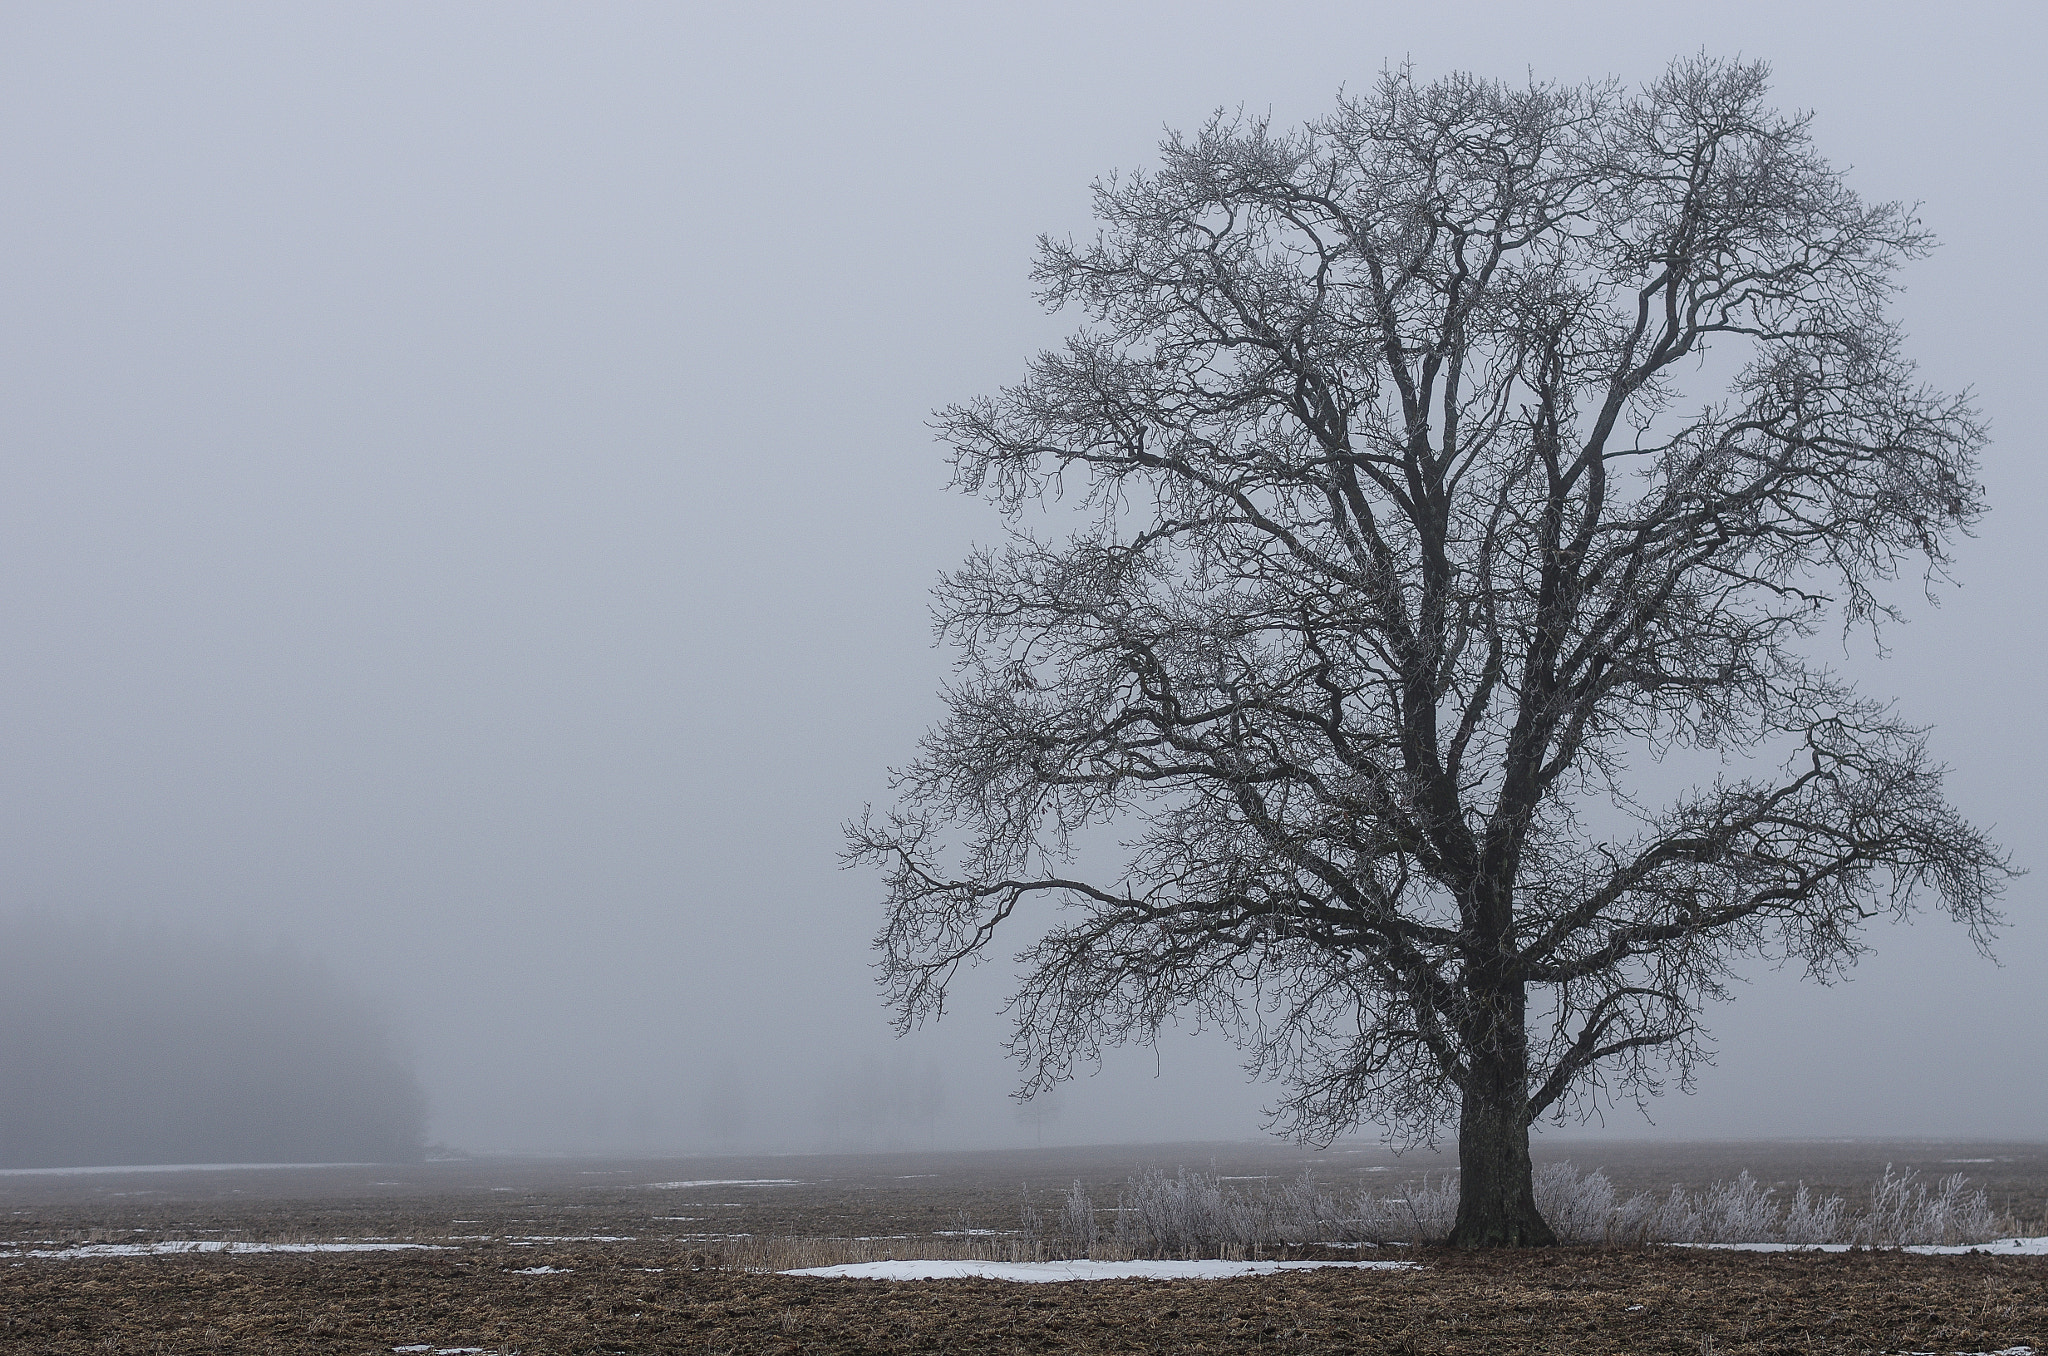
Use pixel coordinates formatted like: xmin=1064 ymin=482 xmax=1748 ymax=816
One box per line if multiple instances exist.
xmin=5 ymin=1140 xmax=2045 ymax=1354
xmin=6 ymin=1242 xmax=2045 ymax=1354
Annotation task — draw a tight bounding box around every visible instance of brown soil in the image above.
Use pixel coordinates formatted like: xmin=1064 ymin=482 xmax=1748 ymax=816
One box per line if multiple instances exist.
xmin=4 ymin=1242 xmax=2045 ymax=1354
xmin=5 ymin=1143 xmax=2046 ymax=1354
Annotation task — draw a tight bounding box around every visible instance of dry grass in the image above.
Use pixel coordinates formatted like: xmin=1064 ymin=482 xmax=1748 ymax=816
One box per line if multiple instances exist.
xmin=636 ymin=1160 xmax=2023 ymax=1279
xmin=6 ymin=1148 xmax=2045 ymax=1353
xmin=1011 ymin=1162 xmax=2023 ymax=1257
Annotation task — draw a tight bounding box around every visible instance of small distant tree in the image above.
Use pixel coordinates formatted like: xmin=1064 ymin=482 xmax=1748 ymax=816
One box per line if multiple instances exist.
xmin=849 ymin=57 xmax=2012 ymax=1246
xmin=1014 ymin=1088 xmax=1064 ymax=1147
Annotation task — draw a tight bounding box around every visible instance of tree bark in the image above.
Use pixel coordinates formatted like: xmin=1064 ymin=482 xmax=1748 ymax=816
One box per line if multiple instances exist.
xmin=1447 ymin=986 xmax=1556 ymax=1247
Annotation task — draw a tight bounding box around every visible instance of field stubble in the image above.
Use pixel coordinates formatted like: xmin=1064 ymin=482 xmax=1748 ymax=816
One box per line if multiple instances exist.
xmin=4 ymin=1139 xmax=2045 ymax=1353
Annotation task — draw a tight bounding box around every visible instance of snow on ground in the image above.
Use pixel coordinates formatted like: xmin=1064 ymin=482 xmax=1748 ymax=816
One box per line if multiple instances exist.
xmin=10 ymin=1241 xmax=449 ymax=1259
xmin=789 ymin=1237 xmax=2048 ymax=1282
xmin=1679 ymin=1237 xmax=2048 ymax=1256
xmin=784 ymin=1259 xmax=1419 ymax=1282
xmin=636 ymin=1179 xmax=804 ymax=1189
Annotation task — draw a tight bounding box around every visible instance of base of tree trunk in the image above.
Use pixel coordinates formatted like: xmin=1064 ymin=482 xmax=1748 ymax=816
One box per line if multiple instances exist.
xmin=1446 ymin=1207 xmax=1557 ymax=1248
xmin=1448 ymin=1075 xmax=1557 ymax=1248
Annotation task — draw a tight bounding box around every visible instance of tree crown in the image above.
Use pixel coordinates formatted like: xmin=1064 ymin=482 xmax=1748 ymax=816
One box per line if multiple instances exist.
xmin=850 ymin=56 xmax=2010 ymax=1146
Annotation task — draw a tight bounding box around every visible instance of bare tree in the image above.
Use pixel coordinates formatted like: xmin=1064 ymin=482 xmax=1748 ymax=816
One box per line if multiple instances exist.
xmin=848 ymin=57 xmax=2012 ymax=1246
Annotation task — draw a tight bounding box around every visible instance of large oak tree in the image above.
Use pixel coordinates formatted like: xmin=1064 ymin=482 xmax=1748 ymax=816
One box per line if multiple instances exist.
xmin=850 ymin=57 xmax=2011 ymax=1246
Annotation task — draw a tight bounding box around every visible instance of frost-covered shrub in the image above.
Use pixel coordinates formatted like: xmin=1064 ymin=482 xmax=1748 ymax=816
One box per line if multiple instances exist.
xmin=1859 ymin=1167 xmax=1999 ymax=1247
xmin=1372 ymin=1174 xmax=1460 ymax=1245
xmin=1522 ymin=1161 xmax=2007 ymax=1247
xmin=1112 ymin=1168 xmax=1262 ymax=1256
xmin=1042 ymin=1167 xmax=1440 ymax=1257
xmin=1532 ymin=1161 xmax=1618 ymax=1244
xmin=1553 ymin=1162 xmax=2001 ymax=1247
xmin=1699 ymin=1171 xmax=1782 ymax=1243
xmin=1024 ymin=1160 xmax=2008 ymax=1257
xmin=1057 ymin=1181 xmax=1097 ymax=1252
xmin=1781 ymin=1183 xmax=1848 ymax=1245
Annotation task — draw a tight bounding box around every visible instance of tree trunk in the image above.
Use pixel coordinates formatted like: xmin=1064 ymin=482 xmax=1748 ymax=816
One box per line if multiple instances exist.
xmin=1447 ymin=986 xmax=1555 ymax=1248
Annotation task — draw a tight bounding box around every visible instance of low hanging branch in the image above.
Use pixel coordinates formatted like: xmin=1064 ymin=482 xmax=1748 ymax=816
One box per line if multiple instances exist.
xmin=848 ymin=56 xmax=2013 ymax=1247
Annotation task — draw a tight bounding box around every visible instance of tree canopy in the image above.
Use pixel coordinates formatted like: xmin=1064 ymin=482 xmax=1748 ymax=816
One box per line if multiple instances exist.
xmin=849 ymin=56 xmax=2011 ymax=1245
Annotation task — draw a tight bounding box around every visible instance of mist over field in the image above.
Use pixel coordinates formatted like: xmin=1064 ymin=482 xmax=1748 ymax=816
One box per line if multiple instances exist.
xmin=0 ymin=915 xmax=424 ymax=1168
xmin=1 ymin=0 xmax=2043 ymax=1159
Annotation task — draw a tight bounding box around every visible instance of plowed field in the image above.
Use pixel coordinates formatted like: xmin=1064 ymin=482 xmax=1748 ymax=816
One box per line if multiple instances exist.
xmin=6 ymin=1141 xmax=2044 ymax=1354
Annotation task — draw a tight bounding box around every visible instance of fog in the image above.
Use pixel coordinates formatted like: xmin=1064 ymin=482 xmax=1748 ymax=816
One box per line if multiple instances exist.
xmin=0 ymin=914 xmax=424 ymax=1167
xmin=2 ymin=1 xmax=2042 ymax=1161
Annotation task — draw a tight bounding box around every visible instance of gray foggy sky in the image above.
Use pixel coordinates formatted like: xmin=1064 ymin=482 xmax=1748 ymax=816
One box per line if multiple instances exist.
xmin=3 ymin=0 xmax=2043 ymax=1155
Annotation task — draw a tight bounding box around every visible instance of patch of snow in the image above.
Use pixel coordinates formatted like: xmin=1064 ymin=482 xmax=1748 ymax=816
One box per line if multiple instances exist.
xmin=932 ymin=1229 xmax=1008 ymax=1237
xmin=785 ymin=1259 xmax=1419 ymax=1282
xmin=28 ymin=1241 xmax=449 ymax=1259
xmin=636 ymin=1179 xmax=803 ymax=1189
xmin=509 ymin=1235 xmax=634 ymax=1243
xmin=392 ymin=1347 xmax=486 ymax=1354
xmin=510 ymin=1265 xmax=570 ymax=1275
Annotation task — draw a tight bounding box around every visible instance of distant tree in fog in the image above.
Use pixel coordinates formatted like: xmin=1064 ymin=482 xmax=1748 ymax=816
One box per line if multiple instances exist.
xmin=808 ymin=1053 xmax=949 ymax=1152
xmin=0 ymin=914 xmax=426 ymax=1167
xmin=1013 ymin=1088 xmax=1062 ymax=1147
xmin=851 ymin=57 xmax=2012 ymax=1246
